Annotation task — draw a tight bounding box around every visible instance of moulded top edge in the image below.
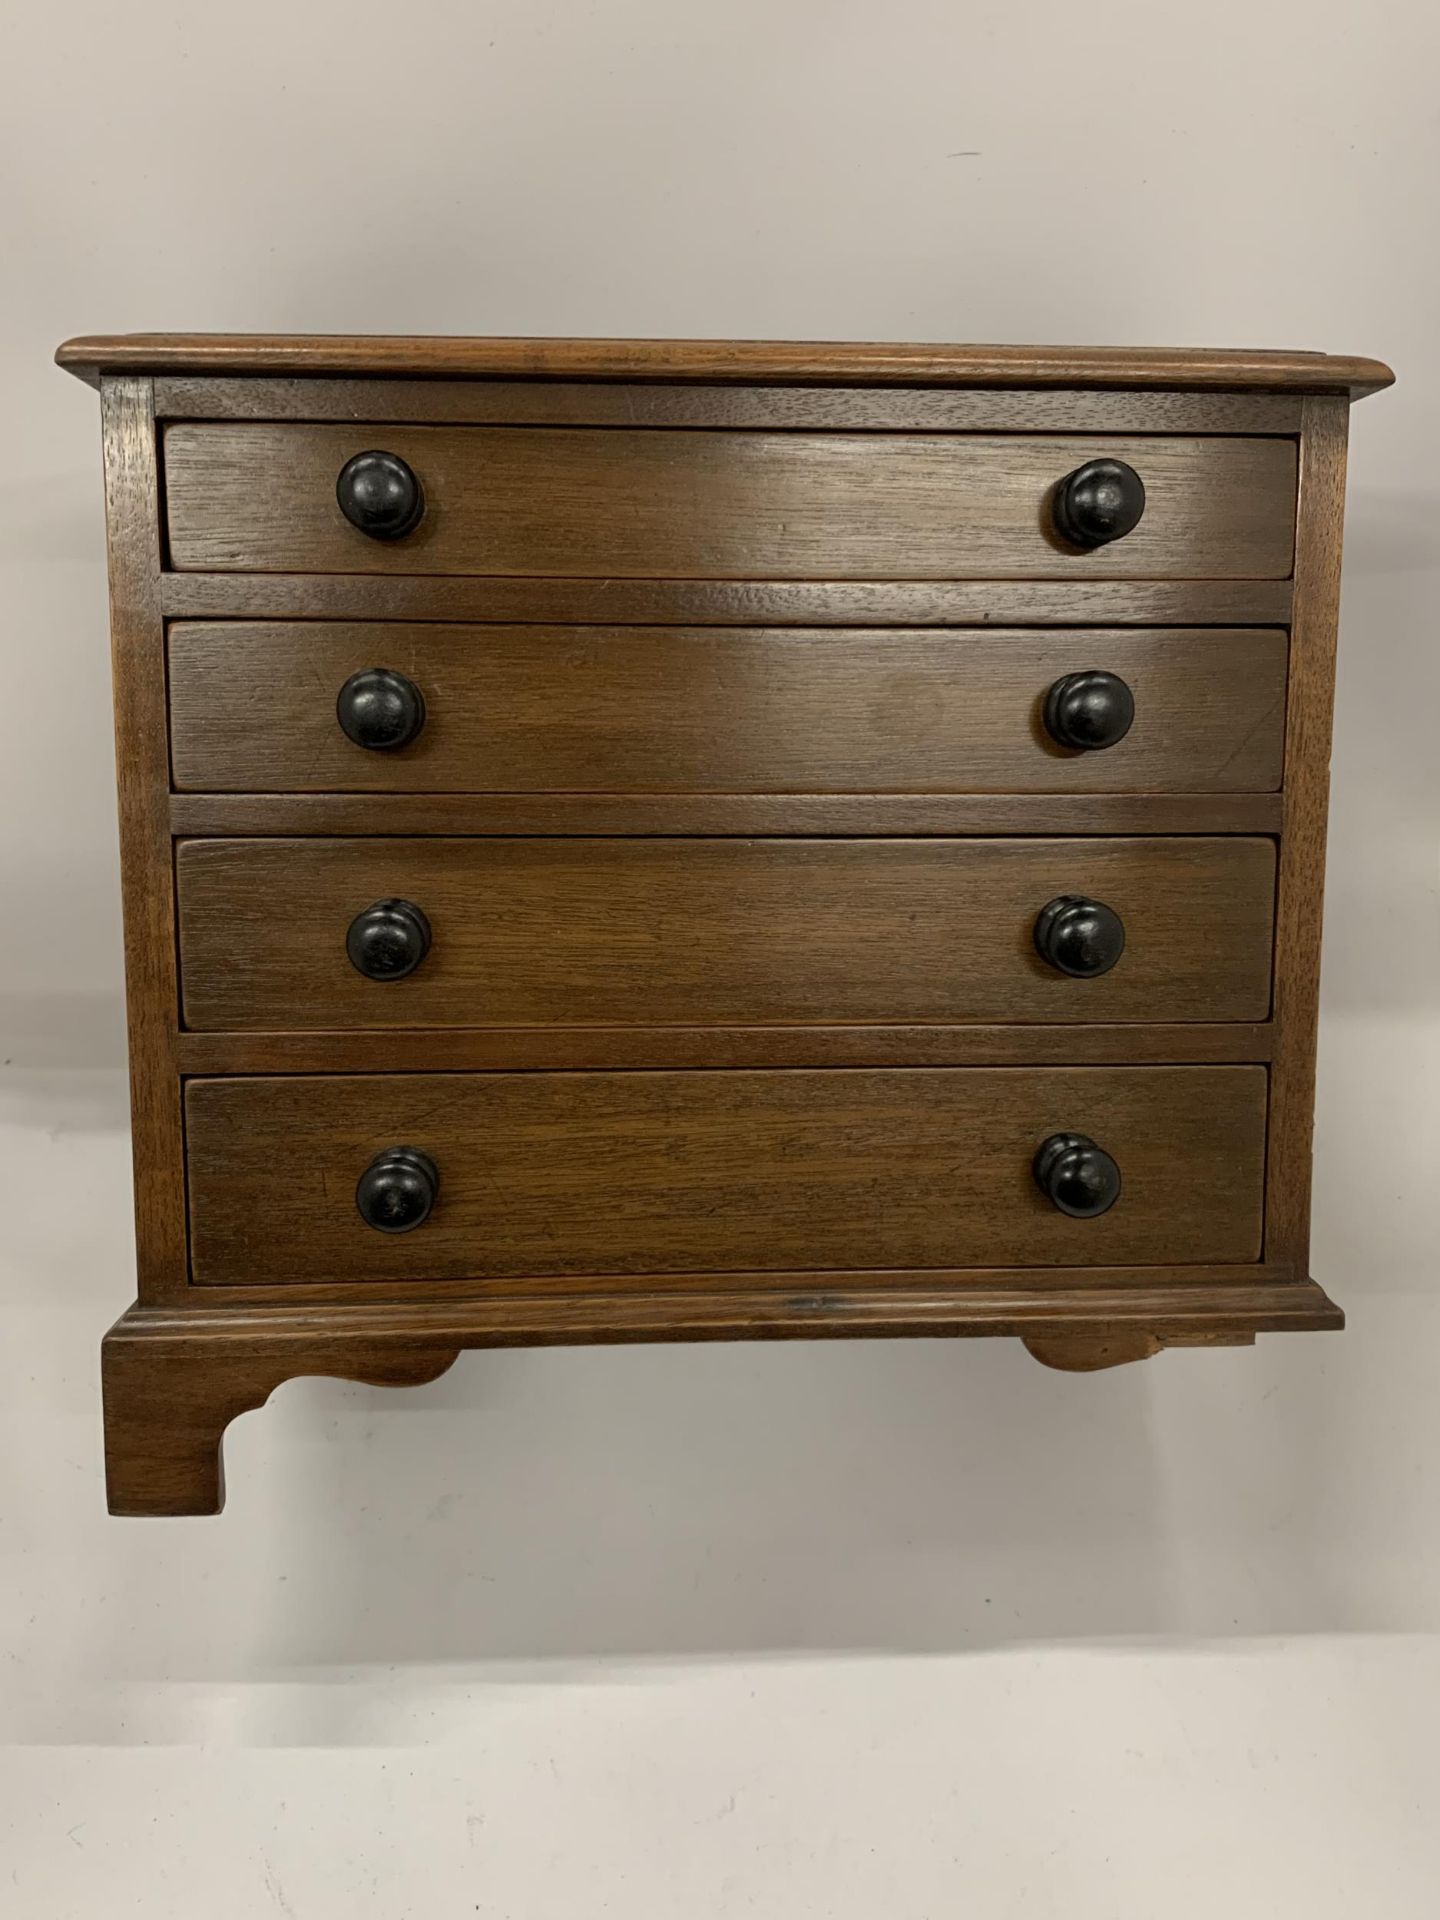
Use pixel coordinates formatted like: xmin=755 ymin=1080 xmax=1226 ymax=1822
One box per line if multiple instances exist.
xmin=54 ymin=334 xmax=1396 ymax=398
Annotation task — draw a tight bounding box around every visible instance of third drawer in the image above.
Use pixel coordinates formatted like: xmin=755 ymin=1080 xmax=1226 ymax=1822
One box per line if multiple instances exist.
xmin=175 ymin=835 xmax=1277 ymax=1030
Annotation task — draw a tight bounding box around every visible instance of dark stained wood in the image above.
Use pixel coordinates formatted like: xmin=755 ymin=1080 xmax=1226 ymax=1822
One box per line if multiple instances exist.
xmin=176 ymin=835 xmax=1277 ymax=1032
xmin=162 ymin=426 xmax=1300 ymax=580
xmin=1265 ymin=399 xmax=1350 ymax=1267
xmin=169 ymin=624 xmax=1289 ymax=797
xmin=169 ymin=1260 xmax=1301 ymax=1311
xmin=158 ymin=574 xmax=1295 ymax=627
xmin=173 ymin=1021 xmax=1275 ymax=1076
xmin=151 ymin=376 xmax=1306 ymax=433
xmin=166 ymin=1260 xmax=1303 ymax=1311
xmin=100 ymin=1271 xmax=1342 ymax=1510
xmin=58 ymin=334 xmax=1395 ymax=397
xmin=168 ymin=792 xmax=1286 ymax=838
xmin=99 ymin=379 xmax=188 ymax=1304
xmin=184 ymin=1066 xmax=1269 ymax=1287
xmin=114 ymin=1275 xmax=1340 ymax=1327
xmin=61 ymin=334 xmax=1383 ymax=1512
xmin=101 ymin=1313 xmax=459 ymax=1515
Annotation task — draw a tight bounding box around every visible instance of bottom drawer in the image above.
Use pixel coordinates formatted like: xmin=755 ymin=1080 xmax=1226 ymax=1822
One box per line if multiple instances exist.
xmin=185 ymin=1067 xmax=1267 ymax=1287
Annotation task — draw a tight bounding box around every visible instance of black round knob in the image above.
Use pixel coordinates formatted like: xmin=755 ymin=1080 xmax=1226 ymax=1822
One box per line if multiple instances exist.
xmin=1034 ymin=895 xmax=1126 ymax=979
xmin=1033 ymin=1133 xmax=1122 ymax=1219
xmin=336 ymin=450 xmax=425 ymax=540
xmin=1043 ymin=670 xmax=1135 ymax=752
xmin=355 ymin=1146 xmax=439 ymax=1233
xmin=336 ymin=667 xmax=426 ymax=751
xmin=1052 ymin=458 xmax=1146 ymax=549
xmin=346 ymin=899 xmax=432 ymax=981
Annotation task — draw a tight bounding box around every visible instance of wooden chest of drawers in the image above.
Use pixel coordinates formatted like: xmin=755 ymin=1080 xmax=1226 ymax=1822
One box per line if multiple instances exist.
xmin=58 ymin=333 xmax=1392 ymax=1515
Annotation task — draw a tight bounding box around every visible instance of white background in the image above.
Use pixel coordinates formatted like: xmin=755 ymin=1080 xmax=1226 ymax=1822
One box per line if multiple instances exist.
xmin=3 ymin=2 xmax=1438 ymax=1913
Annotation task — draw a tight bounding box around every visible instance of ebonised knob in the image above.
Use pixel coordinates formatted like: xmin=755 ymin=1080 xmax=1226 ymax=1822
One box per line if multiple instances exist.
xmin=1033 ymin=1133 xmax=1122 ymax=1219
xmin=346 ymin=899 xmax=432 ymax=981
xmin=1052 ymin=458 xmax=1146 ymax=549
xmin=355 ymin=1146 xmax=439 ymax=1233
xmin=336 ymin=449 xmax=425 ymax=540
xmin=1034 ymin=896 xmax=1126 ymax=979
xmin=1043 ymin=669 xmax=1135 ymax=751
xmin=336 ymin=667 xmax=426 ymax=751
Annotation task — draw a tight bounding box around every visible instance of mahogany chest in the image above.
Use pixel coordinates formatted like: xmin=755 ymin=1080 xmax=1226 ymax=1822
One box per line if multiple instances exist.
xmin=57 ymin=334 xmax=1392 ymax=1514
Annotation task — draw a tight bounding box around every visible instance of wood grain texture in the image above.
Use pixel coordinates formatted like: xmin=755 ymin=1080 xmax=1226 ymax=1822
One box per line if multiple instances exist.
xmin=175 ymin=835 xmax=1277 ymax=1032
xmin=150 ymin=376 xmax=1306 ymax=432
xmin=158 ymin=574 xmax=1295 ymax=627
xmin=166 ymin=1261 xmax=1301 ymax=1313
xmin=168 ymin=792 xmax=1285 ymax=839
xmin=173 ymin=1022 xmax=1275 ymax=1076
xmin=57 ymin=334 xmax=1395 ymax=396
xmin=168 ymin=623 xmax=1288 ymax=797
xmin=1265 ymin=399 xmax=1350 ymax=1267
xmin=110 ymin=1278 xmax=1343 ymax=1342
xmin=183 ymin=1066 xmax=1269 ymax=1287
xmin=100 ymin=1272 xmax=1341 ymax=1510
xmin=59 ymin=333 xmax=1381 ymax=1515
xmin=101 ymin=1317 xmax=458 ymax=1515
xmin=99 ymin=379 xmax=188 ymax=1304
xmin=161 ymin=1260 xmax=1301 ymax=1311
xmin=162 ymin=426 xmax=1299 ymax=580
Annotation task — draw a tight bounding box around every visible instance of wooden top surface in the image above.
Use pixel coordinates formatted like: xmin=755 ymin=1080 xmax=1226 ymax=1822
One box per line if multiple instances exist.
xmin=55 ymin=334 xmax=1394 ymax=397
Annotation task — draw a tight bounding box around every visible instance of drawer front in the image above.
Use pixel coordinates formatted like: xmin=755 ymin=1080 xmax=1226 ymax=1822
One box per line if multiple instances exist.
xmin=184 ymin=1066 xmax=1268 ymax=1285
xmin=168 ymin=624 xmax=1288 ymax=795
xmin=163 ymin=426 xmax=1298 ymax=579
xmin=176 ymin=836 xmax=1277 ymax=1031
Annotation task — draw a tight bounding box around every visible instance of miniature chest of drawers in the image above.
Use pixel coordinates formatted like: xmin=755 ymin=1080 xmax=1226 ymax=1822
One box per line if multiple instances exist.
xmin=58 ymin=333 xmax=1392 ymax=1514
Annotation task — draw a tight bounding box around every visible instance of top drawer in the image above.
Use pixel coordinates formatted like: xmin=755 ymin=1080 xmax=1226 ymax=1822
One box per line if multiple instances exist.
xmin=162 ymin=426 xmax=1298 ymax=579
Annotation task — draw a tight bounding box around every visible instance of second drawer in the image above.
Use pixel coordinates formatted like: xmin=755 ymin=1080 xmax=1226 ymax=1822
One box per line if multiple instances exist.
xmin=167 ymin=623 xmax=1289 ymax=795
xmin=176 ymin=836 xmax=1277 ymax=1030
